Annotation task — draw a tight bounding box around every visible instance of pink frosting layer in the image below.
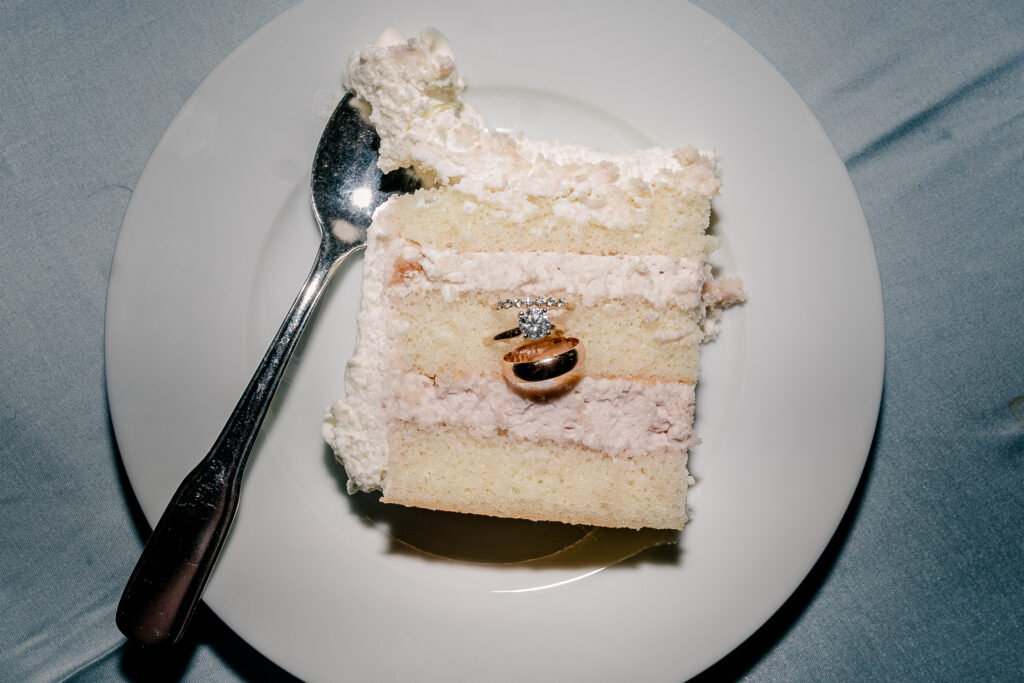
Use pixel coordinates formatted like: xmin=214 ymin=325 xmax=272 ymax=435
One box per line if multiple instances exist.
xmin=386 ymin=239 xmax=704 ymax=307
xmin=393 ymin=373 xmax=696 ymax=456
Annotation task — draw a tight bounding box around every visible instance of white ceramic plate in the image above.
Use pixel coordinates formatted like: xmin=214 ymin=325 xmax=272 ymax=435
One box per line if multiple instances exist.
xmin=106 ymin=1 xmax=883 ymax=680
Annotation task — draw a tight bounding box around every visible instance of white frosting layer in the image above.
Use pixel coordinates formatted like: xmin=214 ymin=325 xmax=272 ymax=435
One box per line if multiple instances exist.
xmin=322 ymin=218 xmax=392 ymax=492
xmin=385 ymin=238 xmax=704 ymax=307
xmin=343 ymin=29 xmax=720 ymax=228
xmin=393 ymin=374 xmax=696 ymax=456
xmin=701 ymin=274 xmax=747 ymax=340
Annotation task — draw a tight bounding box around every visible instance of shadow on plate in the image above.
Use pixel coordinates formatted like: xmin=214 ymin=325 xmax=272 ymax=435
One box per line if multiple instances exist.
xmin=325 ymin=445 xmax=680 ymax=568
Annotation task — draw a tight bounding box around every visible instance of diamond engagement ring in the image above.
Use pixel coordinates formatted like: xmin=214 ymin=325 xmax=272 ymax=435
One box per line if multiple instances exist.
xmin=486 ymin=296 xmax=571 ymax=344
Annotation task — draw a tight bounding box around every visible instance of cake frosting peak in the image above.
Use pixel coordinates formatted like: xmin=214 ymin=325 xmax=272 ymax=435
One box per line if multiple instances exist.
xmin=343 ymin=28 xmax=720 ymax=224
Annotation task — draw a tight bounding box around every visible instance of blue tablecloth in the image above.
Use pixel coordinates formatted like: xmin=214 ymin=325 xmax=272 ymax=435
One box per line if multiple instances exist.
xmin=2 ymin=1 xmax=1021 ymax=680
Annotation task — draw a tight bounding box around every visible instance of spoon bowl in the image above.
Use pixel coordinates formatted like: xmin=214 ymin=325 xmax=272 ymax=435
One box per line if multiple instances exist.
xmin=115 ymin=93 xmax=417 ymax=647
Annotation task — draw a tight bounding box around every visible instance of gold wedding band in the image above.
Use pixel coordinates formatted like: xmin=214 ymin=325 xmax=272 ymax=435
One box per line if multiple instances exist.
xmin=501 ymin=337 xmax=585 ymax=390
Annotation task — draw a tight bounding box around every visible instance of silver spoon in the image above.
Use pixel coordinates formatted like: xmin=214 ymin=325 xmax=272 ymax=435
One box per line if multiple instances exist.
xmin=116 ymin=93 xmax=417 ymax=646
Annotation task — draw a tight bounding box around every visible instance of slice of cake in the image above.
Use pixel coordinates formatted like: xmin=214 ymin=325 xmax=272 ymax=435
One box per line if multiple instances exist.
xmin=322 ymin=28 xmax=743 ymax=530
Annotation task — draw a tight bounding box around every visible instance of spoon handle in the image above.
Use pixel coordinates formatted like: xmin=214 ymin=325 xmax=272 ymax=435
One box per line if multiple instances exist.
xmin=116 ymin=238 xmax=349 ymax=646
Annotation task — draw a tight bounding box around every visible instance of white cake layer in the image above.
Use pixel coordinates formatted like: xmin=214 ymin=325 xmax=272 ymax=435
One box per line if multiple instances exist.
xmin=385 ymin=422 xmax=689 ymax=529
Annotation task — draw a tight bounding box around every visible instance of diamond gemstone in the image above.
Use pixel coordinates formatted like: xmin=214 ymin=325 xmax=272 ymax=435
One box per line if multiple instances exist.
xmin=519 ymin=307 xmax=552 ymax=340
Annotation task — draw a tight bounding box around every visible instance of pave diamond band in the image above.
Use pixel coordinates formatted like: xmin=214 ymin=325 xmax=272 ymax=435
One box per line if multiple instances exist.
xmin=495 ymin=296 xmax=569 ymax=310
